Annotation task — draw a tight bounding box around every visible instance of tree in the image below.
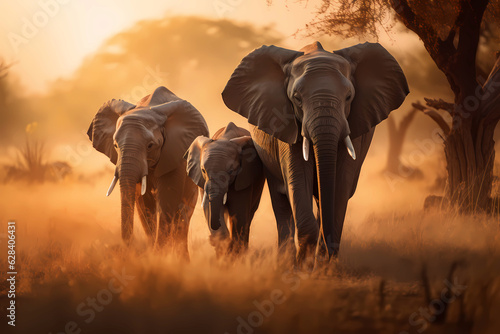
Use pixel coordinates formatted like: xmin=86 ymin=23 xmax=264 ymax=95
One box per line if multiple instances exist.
xmin=0 ymin=59 xmax=30 ymax=144
xmin=37 ymin=16 xmax=282 ymax=133
xmin=384 ymin=107 xmax=422 ymax=180
xmin=292 ymin=0 xmax=500 ymax=212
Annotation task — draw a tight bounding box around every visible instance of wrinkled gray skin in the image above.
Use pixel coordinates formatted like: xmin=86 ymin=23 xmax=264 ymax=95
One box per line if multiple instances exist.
xmin=222 ymin=42 xmax=409 ymax=264
xmin=185 ymin=122 xmax=265 ymax=256
xmin=88 ymin=87 xmax=209 ymax=258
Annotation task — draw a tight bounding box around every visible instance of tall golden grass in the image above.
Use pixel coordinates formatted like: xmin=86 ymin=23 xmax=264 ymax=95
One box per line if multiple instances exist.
xmin=1 ymin=159 xmax=499 ymax=333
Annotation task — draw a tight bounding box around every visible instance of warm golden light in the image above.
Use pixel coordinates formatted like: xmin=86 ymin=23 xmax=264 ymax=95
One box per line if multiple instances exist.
xmin=0 ymin=1 xmax=499 ymax=333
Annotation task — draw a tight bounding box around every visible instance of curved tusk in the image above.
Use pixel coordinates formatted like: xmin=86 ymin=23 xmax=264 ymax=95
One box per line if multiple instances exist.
xmin=303 ymin=137 xmax=310 ymax=161
xmin=223 ymin=192 xmax=227 ymax=205
xmin=106 ymin=176 xmax=118 ymax=197
xmin=344 ymin=136 xmax=356 ymax=160
xmin=141 ymin=175 xmax=147 ymax=195
xmin=201 ymin=192 xmax=207 ymax=209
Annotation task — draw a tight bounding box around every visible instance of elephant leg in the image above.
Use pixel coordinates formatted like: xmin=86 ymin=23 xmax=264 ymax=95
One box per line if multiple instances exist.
xmin=176 ymin=174 xmax=197 ymax=259
xmin=331 ymin=128 xmax=375 ymax=256
xmin=135 ymin=182 xmax=157 ymax=246
xmin=248 ymin=175 xmax=265 ymax=227
xmin=157 ymin=165 xmax=196 ymax=259
xmin=228 ymin=210 xmax=251 ymax=254
xmin=280 ymin=142 xmax=317 ymax=266
xmin=222 ymin=187 xmax=250 ymax=254
xmin=235 ymin=174 xmax=265 ymax=248
xmin=266 ymin=173 xmax=295 ymax=255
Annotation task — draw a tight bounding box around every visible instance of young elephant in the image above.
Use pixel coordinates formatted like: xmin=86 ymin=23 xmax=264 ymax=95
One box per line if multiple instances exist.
xmin=87 ymin=86 xmax=209 ymax=257
xmin=185 ymin=122 xmax=265 ymax=254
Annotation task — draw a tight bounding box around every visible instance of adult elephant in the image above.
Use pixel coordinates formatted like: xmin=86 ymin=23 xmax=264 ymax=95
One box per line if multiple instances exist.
xmin=87 ymin=86 xmax=209 ymax=257
xmin=185 ymin=122 xmax=265 ymax=255
xmin=222 ymin=42 xmax=409 ymax=263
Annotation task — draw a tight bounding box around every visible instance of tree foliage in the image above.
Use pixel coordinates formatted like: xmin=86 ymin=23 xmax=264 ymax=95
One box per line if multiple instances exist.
xmin=299 ymin=0 xmax=500 ymax=99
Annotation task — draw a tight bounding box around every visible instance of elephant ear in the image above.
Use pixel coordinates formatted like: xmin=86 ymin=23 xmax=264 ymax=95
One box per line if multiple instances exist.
xmin=184 ymin=136 xmax=212 ymax=189
xmin=151 ymin=100 xmax=209 ymax=177
xmin=222 ymin=45 xmax=303 ymax=144
xmin=87 ymin=99 xmax=136 ymax=164
xmin=335 ymin=42 xmax=409 ymax=139
xmin=230 ymin=136 xmax=262 ymax=191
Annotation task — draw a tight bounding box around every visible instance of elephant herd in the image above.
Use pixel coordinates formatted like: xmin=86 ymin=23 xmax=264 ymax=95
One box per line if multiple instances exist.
xmin=87 ymin=41 xmax=409 ymax=265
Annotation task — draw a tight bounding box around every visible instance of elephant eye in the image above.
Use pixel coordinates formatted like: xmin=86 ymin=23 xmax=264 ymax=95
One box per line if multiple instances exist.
xmin=114 ymin=143 xmax=118 ymax=149
xmin=346 ymin=93 xmax=352 ymax=101
xmin=293 ymin=92 xmax=302 ymax=105
xmin=201 ymin=168 xmax=206 ymax=175
xmin=147 ymin=142 xmax=154 ymax=150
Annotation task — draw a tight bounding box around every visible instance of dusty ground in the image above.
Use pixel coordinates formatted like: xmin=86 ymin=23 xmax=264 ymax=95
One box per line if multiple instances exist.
xmin=1 ymin=154 xmax=499 ymax=334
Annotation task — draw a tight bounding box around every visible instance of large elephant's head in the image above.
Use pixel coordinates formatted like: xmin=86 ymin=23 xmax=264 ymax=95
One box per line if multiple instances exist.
xmin=184 ymin=123 xmax=259 ymax=234
xmin=222 ymin=42 xmax=409 ymax=255
xmin=88 ymin=86 xmax=209 ymax=243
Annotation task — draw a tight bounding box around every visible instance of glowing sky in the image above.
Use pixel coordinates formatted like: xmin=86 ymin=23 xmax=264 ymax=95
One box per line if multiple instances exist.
xmin=0 ymin=0 xmax=417 ymax=93
xmin=0 ymin=1 xmax=314 ymax=92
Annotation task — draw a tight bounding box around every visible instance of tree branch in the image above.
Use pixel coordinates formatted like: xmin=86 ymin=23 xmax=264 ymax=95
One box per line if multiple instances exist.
xmin=424 ymin=98 xmax=454 ymax=115
xmin=413 ymin=101 xmax=451 ymax=136
xmin=389 ymin=0 xmax=458 ymax=92
xmin=387 ymin=113 xmax=397 ymax=138
xmin=399 ymin=107 xmax=418 ymax=133
xmin=0 ymin=61 xmax=12 ymax=79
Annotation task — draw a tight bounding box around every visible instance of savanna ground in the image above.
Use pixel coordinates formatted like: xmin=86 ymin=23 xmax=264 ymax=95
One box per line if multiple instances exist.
xmin=1 ymin=144 xmax=499 ymax=334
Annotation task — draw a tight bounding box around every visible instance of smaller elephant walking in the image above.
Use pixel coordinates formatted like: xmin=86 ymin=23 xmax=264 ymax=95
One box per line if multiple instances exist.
xmin=185 ymin=122 xmax=265 ymax=255
xmin=87 ymin=86 xmax=209 ymax=257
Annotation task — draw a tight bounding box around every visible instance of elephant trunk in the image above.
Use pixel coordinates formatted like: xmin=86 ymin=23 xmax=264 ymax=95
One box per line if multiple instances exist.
xmin=203 ymin=177 xmax=229 ymax=232
xmin=208 ymin=194 xmax=225 ymax=232
xmin=117 ymin=148 xmax=148 ymax=244
xmin=119 ymin=176 xmax=136 ymax=243
xmin=309 ymin=114 xmax=341 ymax=258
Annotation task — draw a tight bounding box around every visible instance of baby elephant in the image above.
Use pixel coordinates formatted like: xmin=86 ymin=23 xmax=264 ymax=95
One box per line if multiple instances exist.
xmin=185 ymin=122 xmax=265 ymax=255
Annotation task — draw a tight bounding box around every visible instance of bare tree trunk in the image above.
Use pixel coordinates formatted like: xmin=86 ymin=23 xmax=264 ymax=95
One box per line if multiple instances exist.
xmin=445 ymin=116 xmax=496 ymax=212
xmin=385 ymin=108 xmax=417 ymax=173
xmin=415 ymin=53 xmax=500 ymax=213
xmin=388 ymin=0 xmax=500 ymax=213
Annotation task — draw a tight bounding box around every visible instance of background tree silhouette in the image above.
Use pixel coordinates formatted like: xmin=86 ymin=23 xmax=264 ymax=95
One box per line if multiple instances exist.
xmin=0 ymin=59 xmax=31 ymax=144
xmin=384 ymin=107 xmax=422 ymax=180
xmin=36 ymin=16 xmax=282 ymax=135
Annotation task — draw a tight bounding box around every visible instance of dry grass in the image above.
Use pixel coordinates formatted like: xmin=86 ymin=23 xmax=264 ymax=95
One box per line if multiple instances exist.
xmin=0 ymin=163 xmax=499 ymax=334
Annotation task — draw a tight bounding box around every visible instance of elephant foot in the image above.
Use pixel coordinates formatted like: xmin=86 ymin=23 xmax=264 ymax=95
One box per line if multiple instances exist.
xmin=312 ymin=253 xmax=340 ymax=277
xmin=121 ymin=231 xmax=134 ymax=247
xmin=296 ymin=228 xmax=319 ymax=269
xmin=296 ymin=244 xmax=317 ymax=272
xmin=227 ymin=240 xmax=249 ymax=257
xmin=209 ymin=224 xmax=231 ymax=258
xmin=276 ymin=241 xmax=297 ymax=268
xmin=175 ymin=244 xmax=190 ymax=262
